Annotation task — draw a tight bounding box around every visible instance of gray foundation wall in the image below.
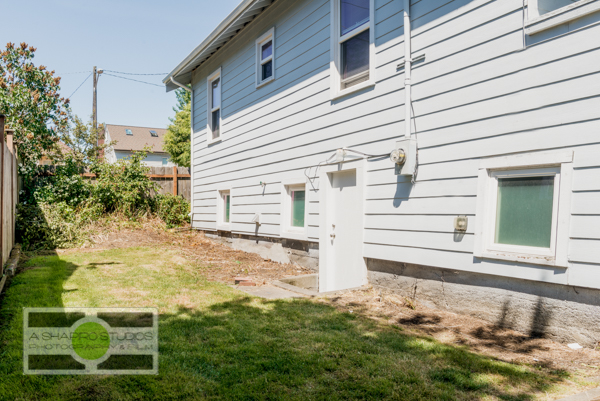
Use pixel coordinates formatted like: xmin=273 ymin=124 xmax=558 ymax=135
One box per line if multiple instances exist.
xmin=205 ymin=231 xmax=319 ymax=271
xmin=367 ymin=258 xmax=600 ymax=347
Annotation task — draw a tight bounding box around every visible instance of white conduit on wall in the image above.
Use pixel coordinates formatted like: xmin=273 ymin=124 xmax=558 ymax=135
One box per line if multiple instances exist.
xmin=403 ymin=0 xmax=412 ymax=140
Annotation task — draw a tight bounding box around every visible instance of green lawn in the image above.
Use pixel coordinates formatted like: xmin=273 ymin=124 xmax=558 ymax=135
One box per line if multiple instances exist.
xmin=0 ymin=247 xmax=575 ymax=400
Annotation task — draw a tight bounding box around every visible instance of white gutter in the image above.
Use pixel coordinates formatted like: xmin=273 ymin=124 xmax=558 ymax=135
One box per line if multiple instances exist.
xmin=404 ymin=0 xmax=412 ymax=139
xmin=170 ymin=77 xmax=192 ymax=93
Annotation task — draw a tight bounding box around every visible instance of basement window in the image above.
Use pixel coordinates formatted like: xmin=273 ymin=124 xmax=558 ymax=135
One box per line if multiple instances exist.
xmin=474 ymin=151 xmax=573 ymax=267
xmin=217 ymin=189 xmax=231 ymax=230
xmin=256 ymin=28 xmax=275 ymax=88
xmin=330 ymin=0 xmax=375 ymax=100
xmin=281 ymin=181 xmax=308 ymax=240
xmin=207 ymin=67 xmax=222 ymax=145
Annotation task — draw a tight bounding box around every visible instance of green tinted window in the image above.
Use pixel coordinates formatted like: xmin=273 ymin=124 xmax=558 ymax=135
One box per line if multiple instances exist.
xmin=495 ymin=176 xmax=554 ymax=248
xmin=224 ymin=194 xmax=230 ymax=223
xmin=291 ymin=190 xmax=305 ymax=228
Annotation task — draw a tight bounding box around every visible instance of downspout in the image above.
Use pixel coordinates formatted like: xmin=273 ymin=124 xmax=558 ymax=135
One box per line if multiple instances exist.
xmin=170 ymin=77 xmax=195 ymax=226
xmin=403 ymin=0 xmax=412 ymax=140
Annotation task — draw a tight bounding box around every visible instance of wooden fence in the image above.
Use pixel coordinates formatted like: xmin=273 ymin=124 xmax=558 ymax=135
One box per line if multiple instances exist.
xmin=81 ymin=166 xmax=191 ymax=201
xmin=0 ymin=115 xmax=18 ymax=275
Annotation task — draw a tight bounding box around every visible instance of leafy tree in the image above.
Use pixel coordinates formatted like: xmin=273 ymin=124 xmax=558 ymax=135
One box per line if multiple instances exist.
xmin=0 ymin=42 xmax=70 ymax=175
xmin=60 ymin=115 xmax=114 ymax=165
xmin=163 ymin=88 xmax=191 ymax=167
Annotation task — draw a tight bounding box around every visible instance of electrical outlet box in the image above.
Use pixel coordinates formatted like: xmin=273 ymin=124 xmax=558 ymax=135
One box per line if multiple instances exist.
xmin=394 ymin=138 xmax=417 ymax=176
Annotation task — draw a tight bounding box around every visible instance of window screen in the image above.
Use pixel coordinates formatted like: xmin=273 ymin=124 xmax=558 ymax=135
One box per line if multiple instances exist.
xmin=495 ymin=176 xmax=554 ymax=248
xmin=338 ymin=0 xmax=370 ymax=89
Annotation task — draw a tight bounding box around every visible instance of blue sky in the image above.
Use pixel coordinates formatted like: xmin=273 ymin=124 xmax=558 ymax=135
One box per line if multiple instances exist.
xmin=2 ymin=0 xmax=240 ymax=128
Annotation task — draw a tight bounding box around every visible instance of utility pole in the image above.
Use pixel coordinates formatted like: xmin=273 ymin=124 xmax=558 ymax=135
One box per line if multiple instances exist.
xmin=93 ymin=66 xmax=97 ymax=131
xmin=92 ymin=66 xmax=103 ymax=154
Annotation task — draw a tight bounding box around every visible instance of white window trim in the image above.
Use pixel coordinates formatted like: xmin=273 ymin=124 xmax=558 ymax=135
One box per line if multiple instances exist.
xmin=525 ymin=0 xmax=600 ymax=35
xmin=255 ymin=27 xmax=275 ymax=88
xmin=216 ymin=187 xmax=232 ymax=231
xmin=206 ymin=67 xmax=222 ymax=146
xmin=329 ymin=0 xmax=376 ymax=101
xmin=280 ymin=178 xmax=309 ymax=240
xmin=474 ymin=150 xmax=573 ymax=268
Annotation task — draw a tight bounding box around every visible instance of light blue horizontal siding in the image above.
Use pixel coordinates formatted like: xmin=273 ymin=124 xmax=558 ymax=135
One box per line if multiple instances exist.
xmin=188 ymin=0 xmax=600 ymax=288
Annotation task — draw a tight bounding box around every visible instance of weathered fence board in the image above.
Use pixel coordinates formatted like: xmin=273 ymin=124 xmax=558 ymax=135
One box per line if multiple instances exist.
xmin=0 ymin=115 xmax=18 ymax=276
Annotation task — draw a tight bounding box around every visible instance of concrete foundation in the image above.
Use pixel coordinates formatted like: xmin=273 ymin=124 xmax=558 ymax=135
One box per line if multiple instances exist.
xmin=204 ymin=231 xmax=319 ymax=271
xmin=367 ymin=258 xmax=600 ymax=347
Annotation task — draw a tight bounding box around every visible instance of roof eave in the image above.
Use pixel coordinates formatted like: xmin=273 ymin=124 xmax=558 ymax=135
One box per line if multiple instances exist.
xmin=163 ymin=0 xmax=273 ymax=92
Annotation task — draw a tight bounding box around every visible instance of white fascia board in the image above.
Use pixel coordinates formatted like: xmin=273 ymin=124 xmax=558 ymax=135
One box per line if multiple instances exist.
xmin=163 ymin=0 xmax=259 ymax=88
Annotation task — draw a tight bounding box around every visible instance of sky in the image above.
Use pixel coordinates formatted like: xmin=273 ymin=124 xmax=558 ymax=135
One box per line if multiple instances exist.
xmin=1 ymin=0 xmax=241 ymax=128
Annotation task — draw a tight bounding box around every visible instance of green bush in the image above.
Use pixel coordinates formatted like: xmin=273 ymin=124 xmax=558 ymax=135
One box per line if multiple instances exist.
xmin=90 ymin=150 xmax=158 ymax=217
xmin=16 ymin=149 xmax=191 ymax=250
xmin=24 ymin=157 xmax=91 ymax=207
xmin=16 ymin=201 xmax=103 ymax=250
xmin=153 ymin=194 xmax=190 ymax=228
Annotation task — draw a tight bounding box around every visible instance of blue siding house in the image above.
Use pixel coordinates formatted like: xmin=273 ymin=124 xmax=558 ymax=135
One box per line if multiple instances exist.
xmin=164 ymin=0 xmax=600 ymax=346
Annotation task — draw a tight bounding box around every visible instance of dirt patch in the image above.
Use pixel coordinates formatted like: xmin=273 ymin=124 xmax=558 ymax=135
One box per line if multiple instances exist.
xmin=62 ymin=225 xmax=600 ymax=381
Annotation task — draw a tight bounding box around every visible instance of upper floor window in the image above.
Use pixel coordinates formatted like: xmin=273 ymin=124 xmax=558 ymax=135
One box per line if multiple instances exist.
xmin=256 ymin=28 xmax=275 ymax=88
xmin=330 ymin=0 xmax=375 ymax=100
xmin=207 ymin=68 xmax=222 ymax=144
xmin=529 ymin=0 xmax=583 ymax=19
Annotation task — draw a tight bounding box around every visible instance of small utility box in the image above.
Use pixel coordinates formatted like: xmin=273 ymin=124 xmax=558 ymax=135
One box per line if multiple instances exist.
xmin=394 ymin=138 xmax=417 ymax=176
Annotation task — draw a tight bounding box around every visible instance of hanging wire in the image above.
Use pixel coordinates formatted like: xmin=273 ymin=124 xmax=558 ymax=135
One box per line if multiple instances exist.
xmin=102 ymin=73 xmax=164 ymax=87
xmin=103 ymin=70 xmax=168 ymax=76
xmin=67 ymin=73 xmax=92 ymax=99
xmin=57 ymin=71 xmax=91 ymax=75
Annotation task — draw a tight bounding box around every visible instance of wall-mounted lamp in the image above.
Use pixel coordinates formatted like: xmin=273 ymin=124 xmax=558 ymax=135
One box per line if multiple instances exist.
xmin=454 ymin=215 xmax=468 ymax=232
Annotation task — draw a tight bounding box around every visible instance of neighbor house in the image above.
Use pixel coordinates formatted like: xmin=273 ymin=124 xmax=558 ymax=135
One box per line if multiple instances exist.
xmin=104 ymin=124 xmax=175 ymax=167
xmin=164 ymin=0 xmax=600 ymax=346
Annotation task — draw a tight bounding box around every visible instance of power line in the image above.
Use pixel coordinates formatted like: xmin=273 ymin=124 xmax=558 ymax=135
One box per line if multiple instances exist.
xmin=104 ymin=70 xmax=168 ymax=76
xmin=103 ymin=73 xmax=163 ymax=87
xmin=57 ymin=71 xmax=90 ymax=75
xmin=67 ymin=73 xmax=92 ymax=99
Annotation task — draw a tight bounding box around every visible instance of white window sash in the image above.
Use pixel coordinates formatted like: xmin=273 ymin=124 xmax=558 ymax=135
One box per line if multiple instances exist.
xmin=330 ymin=0 xmax=375 ymax=100
xmin=256 ymin=27 xmax=275 ymax=88
xmin=206 ymin=67 xmax=222 ymax=145
xmin=338 ymin=21 xmax=369 ymax=44
xmin=485 ymin=167 xmax=560 ymax=259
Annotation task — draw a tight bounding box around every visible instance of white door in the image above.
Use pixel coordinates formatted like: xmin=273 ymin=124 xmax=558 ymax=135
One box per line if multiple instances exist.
xmin=320 ymin=168 xmax=366 ymax=292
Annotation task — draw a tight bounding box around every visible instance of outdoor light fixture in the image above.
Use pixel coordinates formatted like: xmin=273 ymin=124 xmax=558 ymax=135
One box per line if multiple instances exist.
xmin=454 ymin=215 xmax=468 ymax=232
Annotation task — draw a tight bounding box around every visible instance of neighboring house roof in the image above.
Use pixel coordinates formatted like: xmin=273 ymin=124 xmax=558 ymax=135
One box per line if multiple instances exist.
xmin=105 ymin=124 xmax=168 ymax=153
xmin=163 ymin=0 xmax=274 ymax=91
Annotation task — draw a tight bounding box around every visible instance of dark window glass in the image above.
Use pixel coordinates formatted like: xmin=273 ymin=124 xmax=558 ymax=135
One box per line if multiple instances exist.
xmin=341 ymin=29 xmax=369 ymax=80
xmin=261 ymin=40 xmax=272 ymax=60
xmin=149 ymin=130 xmax=158 ymax=137
xmin=262 ymin=60 xmax=273 ymax=81
xmin=211 ymin=78 xmax=220 ymax=109
xmin=341 ymin=0 xmax=369 ymax=36
xmin=212 ymin=109 xmax=220 ymax=139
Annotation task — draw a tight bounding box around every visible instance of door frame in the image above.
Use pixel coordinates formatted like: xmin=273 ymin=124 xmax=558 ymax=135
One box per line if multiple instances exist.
xmin=318 ymin=158 xmax=367 ymax=292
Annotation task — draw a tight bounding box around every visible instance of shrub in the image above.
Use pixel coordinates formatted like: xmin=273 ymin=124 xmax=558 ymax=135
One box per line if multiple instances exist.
xmin=153 ymin=194 xmax=190 ymax=228
xmin=16 ymin=201 xmax=103 ymax=250
xmin=90 ymin=150 xmax=158 ymax=217
xmin=23 ymin=156 xmax=91 ymax=207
